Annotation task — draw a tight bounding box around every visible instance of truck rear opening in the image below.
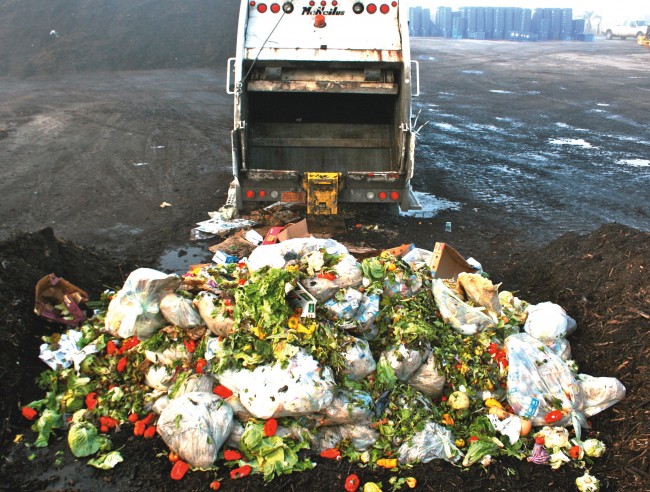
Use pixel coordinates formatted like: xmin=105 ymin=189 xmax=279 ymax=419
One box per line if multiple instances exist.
xmin=227 ymin=1 xmax=420 ymax=214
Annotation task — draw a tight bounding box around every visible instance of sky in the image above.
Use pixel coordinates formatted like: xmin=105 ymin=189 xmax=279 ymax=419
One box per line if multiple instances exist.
xmin=406 ymin=1 xmax=650 ymax=23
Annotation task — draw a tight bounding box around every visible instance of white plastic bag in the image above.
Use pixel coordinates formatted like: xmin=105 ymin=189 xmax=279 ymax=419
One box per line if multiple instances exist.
xmin=157 ymin=392 xmax=233 ymax=468
xmin=145 ymin=365 xmax=174 ymax=391
xmin=397 ymin=422 xmax=462 ymax=464
xmin=312 ymin=423 xmax=378 ymax=452
xmin=505 ymin=333 xmax=587 ymax=438
xmin=323 ymin=288 xmax=363 ymax=321
xmin=380 ymin=345 xmax=429 ymax=381
xmin=407 ymin=353 xmax=446 ymax=398
xmin=432 ymin=279 xmax=496 ymax=335
xmin=194 ymin=292 xmax=235 ymax=337
xmin=383 ymin=273 xmax=422 ymax=298
xmin=160 ymin=293 xmax=203 ymax=329
xmin=171 ymin=374 xmax=216 ymax=399
xmin=317 ymin=390 xmax=374 ymax=426
xmin=402 ymin=248 xmax=432 ymax=271
xmin=247 ymin=238 xmax=349 ymax=272
xmin=524 ymin=302 xmax=577 ymax=341
xmin=544 ymin=338 xmax=572 ymax=361
xmin=577 ymin=374 xmax=626 ymax=417
xmin=351 ymin=293 xmax=380 ymax=337
xmin=217 ymin=350 xmax=335 ymax=419
xmin=105 ymin=268 xmax=181 ymax=339
xmin=144 ymin=343 xmax=188 ymax=366
xmin=341 ymin=338 xmax=376 ymax=380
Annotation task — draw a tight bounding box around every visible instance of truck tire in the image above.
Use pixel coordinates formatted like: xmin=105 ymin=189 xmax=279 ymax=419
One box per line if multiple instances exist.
xmin=605 ymin=30 xmax=612 ymax=40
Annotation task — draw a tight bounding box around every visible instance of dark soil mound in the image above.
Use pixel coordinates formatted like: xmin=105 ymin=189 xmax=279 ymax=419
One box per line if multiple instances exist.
xmin=0 ymin=0 xmax=239 ymax=78
xmin=0 ymin=224 xmax=647 ymax=491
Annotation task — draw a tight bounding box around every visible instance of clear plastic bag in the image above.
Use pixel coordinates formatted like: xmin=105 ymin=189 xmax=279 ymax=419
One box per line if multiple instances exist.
xmin=383 ymin=272 xmax=422 ymax=298
xmin=380 ymin=345 xmax=429 ymax=381
xmin=105 ymin=268 xmax=181 ymax=339
xmin=402 ymin=248 xmax=433 ymax=271
xmin=341 ymin=338 xmax=376 ymax=381
xmin=172 ymin=374 xmax=216 ymax=399
xmin=160 ymin=293 xmax=203 ymax=329
xmin=217 ymin=350 xmax=335 ymax=419
xmin=317 ymin=390 xmax=374 ymax=426
xmin=407 ymin=353 xmax=446 ymax=398
xmin=543 ymin=338 xmax=572 ymax=361
xmin=311 ymin=423 xmax=378 ymax=452
xmin=577 ymin=374 xmax=626 ymax=417
xmin=432 ymin=279 xmax=496 ymax=335
xmin=397 ymin=422 xmax=462 ymax=464
xmin=247 ymin=238 xmax=349 ymax=272
xmin=505 ymin=333 xmax=587 ymax=438
xmin=351 ymin=293 xmax=380 ymax=337
xmin=323 ymin=288 xmax=363 ymax=321
xmin=194 ymin=292 xmax=235 ymax=337
xmin=157 ymin=392 xmax=234 ymax=468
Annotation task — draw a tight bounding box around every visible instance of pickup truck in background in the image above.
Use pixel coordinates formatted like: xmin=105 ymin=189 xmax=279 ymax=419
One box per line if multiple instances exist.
xmin=603 ymin=20 xmax=647 ymax=40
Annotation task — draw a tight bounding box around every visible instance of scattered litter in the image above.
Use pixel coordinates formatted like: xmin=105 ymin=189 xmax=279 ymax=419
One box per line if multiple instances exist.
xmin=195 ymin=217 xmax=255 ymax=236
xmin=160 ymin=201 xmax=172 ymax=208
xmin=133 ymin=162 xmax=149 ymax=167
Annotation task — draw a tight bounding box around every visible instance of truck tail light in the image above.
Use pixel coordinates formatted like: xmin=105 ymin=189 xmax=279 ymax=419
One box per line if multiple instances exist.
xmin=282 ymin=2 xmax=294 ymax=13
xmin=257 ymin=3 xmax=267 ymax=13
xmin=378 ymin=191 xmax=387 ymax=200
xmin=390 ymin=191 xmax=400 ymax=201
xmin=249 ymin=1 xmax=256 ymax=5
xmin=314 ymin=14 xmax=326 ymax=28
xmin=245 ymin=190 xmax=256 ymax=199
xmin=270 ymin=190 xmax=279 ymax=199
xmin=391 ymin=1 xmax=397 ymax=6
xmin=270 ymin=3 xmax=280 ymax=13
xmin=258 ymin=190 xmax=267 ymax=198
xmin=380 ymin=4 xmax=389 ymax=13
xmin=366 ymin=192 xmax=375 ymax=200
xmin=367 ymin=3 xmax=377 ymax=14
xmin=352 ymin=2 xmax=364 ymax=14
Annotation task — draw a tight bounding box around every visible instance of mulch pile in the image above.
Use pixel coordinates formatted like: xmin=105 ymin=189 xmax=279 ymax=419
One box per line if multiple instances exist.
xmin=0 ymin=223 xmax=647 ymax=491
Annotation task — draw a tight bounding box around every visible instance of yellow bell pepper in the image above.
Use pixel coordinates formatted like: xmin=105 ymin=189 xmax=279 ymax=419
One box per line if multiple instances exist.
xmin=363 ymin=483 xmax=383 ymax=492
xmin=441 ymin=413 xmax=455 ymax=426
xmin=485 ymin=398 xmax=503 ymax=409
xmin=405 ymin=477 xmax=417 ymax=489
xmin=376 ymin=458 xmax=398 ymax=469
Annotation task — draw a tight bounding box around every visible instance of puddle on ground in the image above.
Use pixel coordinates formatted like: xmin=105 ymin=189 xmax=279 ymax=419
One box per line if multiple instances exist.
xmin=157 ymin=245 xmax=211 ymax=274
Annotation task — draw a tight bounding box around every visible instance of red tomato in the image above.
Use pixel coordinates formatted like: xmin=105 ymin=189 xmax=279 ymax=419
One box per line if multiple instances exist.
xmin=468 ymin=436 xmax=479 ymax=444
xmin=344 ymin=474 xmax=360 ymax=492
xmin=263 ymin=418 xmax=278 ymax=437
xmin=168 ymin=451 xmax=180 ymax=463
xmin=85 ymin=392 xmax=98 ymax=410
xmin=209 ymin=481 xmax=221 ymax=490
xmin=144 ymin=425 xmax=156 ymax=439
xmin=140 ymin=413 xmax=155 ymax=426
xmin=195 ymin=358 xmax=208 ymax=374
xmin=106 ymin=340 xmax=117 ymax=355
xmin=133 ymin=420 xmax=146 ymax=437
xmin=230 ymin=465 xmax=252 ymax=479
xmin=544 ymin=410 xmax=563 ymax=423
xmin=223 ymin=449 xmax=242 ymax=461
xmin=535 ymin=436 xmax=545 ymax=445
xmin=116 ymin=356 xmax=127 ymax=373
xmin=183 ymin=339 xmax=196 ymax=353
xmin=212 ymin=385 xmax=233 ymax=399
xmin=569 ymin=445 xmax=581 ymax=459
xmin=320 ymin=448 xmax=341 ymax=460
xmin=170 ymin=460 xmax=190 ymax=480
xmin=128 ymin=412 xmax=139 ymax=423
xmin=100 ymin=425 xmax=109 ymax=433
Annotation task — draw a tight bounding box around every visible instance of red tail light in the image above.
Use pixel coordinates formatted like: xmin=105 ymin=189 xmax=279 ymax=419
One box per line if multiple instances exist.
xmin=378 ymin=191 xmax=387 ymax=200
xmin=257 ymin=3 xmax=267 ymax=13
xmin=391 ymin=1 xmax=397 ymax=6
xmin=367 ymin=3 xmax=377 ymax=14
xmin=320 ymin=0 xmax=326 ymax=5
xmin=380 ymin=4 xmax=389 ymax=13
xmin=390 ymin=191 xmax=400 ymax=201
xmin=270 ymin=3 xmax=280 ymax=12
xmin=258 ymin=190 xmax=267 ymax=198
xmin=245 ymin=190 xmax=256 ymax=199
xmin=249 ymin=1 xmax=256 ymax=5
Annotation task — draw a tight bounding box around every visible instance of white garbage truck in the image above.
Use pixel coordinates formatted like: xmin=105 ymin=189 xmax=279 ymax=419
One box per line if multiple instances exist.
xmin=226 ymin=0 xmax=420 ymax=214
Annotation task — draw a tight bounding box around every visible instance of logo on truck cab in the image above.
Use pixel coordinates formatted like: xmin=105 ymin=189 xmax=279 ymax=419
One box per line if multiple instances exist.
xmin=302 ymin=6 xmax=345 ymax=15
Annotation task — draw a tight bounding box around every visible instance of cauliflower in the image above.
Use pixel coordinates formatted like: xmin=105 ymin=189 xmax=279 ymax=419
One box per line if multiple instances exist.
xmin=548 ymin=450 xmax=570 ymax=470
xmin=535 ymin=426 xmax=570 ymax=450
xmin=576 ymin=471 xmax=600 ymax=492
xmin=582 ymin=439 xmax=606 ymax=458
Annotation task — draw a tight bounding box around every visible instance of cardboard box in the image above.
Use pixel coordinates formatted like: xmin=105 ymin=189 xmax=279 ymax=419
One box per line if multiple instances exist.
xmin=262 ymin=226 xmax=286 ymax=245
xmin=277 ymin=219 xmax=310 ymax=242
xmin=212 ymin=250 xmax=238 ymax=265
xmin=381 ymin=243 xmax=415 ymax=258
xmin=287 ymin=282 xmax=317 ymax=318
xmin=428 ymin=242 xmax=475 ymax=279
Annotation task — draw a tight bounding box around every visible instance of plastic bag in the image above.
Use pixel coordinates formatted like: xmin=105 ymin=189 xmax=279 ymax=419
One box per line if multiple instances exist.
xmin=144 ymin=344 xmax=188 ymax=366
xmin=217 ymin=350 xmax=335 ymax=419
xmin=524 ymin=302 xmax=577 ymax=341
xmin=160 ymin=293 xmax=203 ymax=329
xmin=317 ymin=390 xmax=374 ymax=426
xmin=323 ymin=288 xmax=363 ymax=321
xmin=172 ymin=374 xmax=216 ymax=399
xmin=350 ymin=293 xmax=380 ymax=338
xmin=407 ymin=353 xmax=446 ymax=398
xmin=505 ymin=333 xmax=587 ymax=438
xmin=380 ymin=345 xmax=429 ymax=381
xmin=544 ymin=338 xmax=572 ymax=361
xmin=247 ymin=238 xmax=349 ymax=272
xmin=105 ymin=268 xmax=181 ymax=339
xmin=457 ymin=272 xmax=501 ymax=316
xmin=194 ymin=292 xmax=235 ymax=337
xmin=312 ymin=423 xmax=378 ymax=452
xmin=383 ymin=273 xmax=422 ymax=298
xmin=145 ymin=365 xmax=174 ymax=391
xmin=432 ymin=279 xmax=496 ymax=335
xmin=341 ymin=338 xmax=376 ymax=380
xmin=397 ymin=422 xmax=462 ymax=464
xmin=157 ymin=392 xmax=233 ymax=468
xmin=224 ymin=419 xmax=245 ymax=449
xmin=38 ymin=329 xmax=98 ymax=371
xmin=577 ymin=374 xmax=626 ymax=417
xmin=223 ymin=395 xmax=254 ymax=422
xmin=402 ymin=248 xmax=432 ymax=271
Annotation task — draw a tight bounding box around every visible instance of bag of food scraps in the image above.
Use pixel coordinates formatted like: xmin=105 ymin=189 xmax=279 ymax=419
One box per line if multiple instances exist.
xmin=576 ymin=374 xmax=626 ymax=417
xmin=323 ymin=287 xmax=363 ymax=321
xmin=317 ymin=390 xmax=374 ymax=426
xmin=194 ymin=292 xmax=235 ymax=337
xmin=407 ymin=353 xmax=446 ymax=398
xmin=397 ymin=422 xmax=462 ymax=464
xmin=457 ymin=272 xmax=501 ymax=318
xmin=216 ymin=349 xmax=335 ymax=419
xmin=311 ymin=423 xmax=378 ymax=452
xmin=160 ymin=293 xmax=203 ymax=329
xmin=157 ymin=392 xmax=234 ymax=468
xmin=505 ymin=333 xmax=588 ymax=439
xmin=432 ymin=279 xmax=496 ymax=336
xmin=350 ymin=293 xmax=380 ymax=338
xmin=380 ymin=345 xmax=429 ymax=381
xmin=523 ymin=302 xmax=577 ymax=341
xmin=247 ymin=238 xmax=349 ymax=272
xmin=341 ymin=337 xmax=376 ymax=380
xmin=105 ymin=268 xmax=181 ymax=339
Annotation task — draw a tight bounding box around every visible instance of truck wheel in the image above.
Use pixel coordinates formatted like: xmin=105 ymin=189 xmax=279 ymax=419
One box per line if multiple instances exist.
xmin=605 ymin=30 xmax=612 ymax=40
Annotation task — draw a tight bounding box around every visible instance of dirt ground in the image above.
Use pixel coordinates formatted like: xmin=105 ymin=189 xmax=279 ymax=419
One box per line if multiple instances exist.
xmin=0 ymin=2 xmax=649 ymax=490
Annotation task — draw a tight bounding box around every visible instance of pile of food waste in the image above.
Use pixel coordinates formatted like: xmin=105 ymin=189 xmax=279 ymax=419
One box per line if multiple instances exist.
xmin=22 ymin=238 xmax=624 ymax=491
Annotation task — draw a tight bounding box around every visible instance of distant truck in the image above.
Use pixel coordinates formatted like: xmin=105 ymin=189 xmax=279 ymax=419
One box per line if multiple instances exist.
xmin=225 ymin=0 xmax=421 ymax=214
xmin=603 ymin=20 xmax=647 ymax=40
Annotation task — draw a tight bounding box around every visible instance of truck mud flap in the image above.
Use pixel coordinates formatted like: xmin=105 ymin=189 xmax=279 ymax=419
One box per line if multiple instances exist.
xmin=404 ymin=186 xmax=422 ymax=211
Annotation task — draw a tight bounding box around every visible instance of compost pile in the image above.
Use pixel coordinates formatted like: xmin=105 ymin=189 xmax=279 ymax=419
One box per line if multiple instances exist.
xmin=3 ymin=228 xmax=640 ymax=492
